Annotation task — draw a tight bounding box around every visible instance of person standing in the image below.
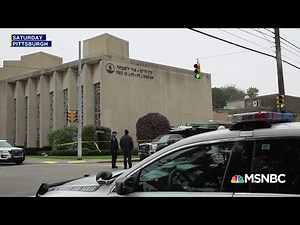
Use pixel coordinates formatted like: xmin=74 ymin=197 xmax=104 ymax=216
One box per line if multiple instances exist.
xmin=120 ymin=129 xmax=134 ymax=169
xmin=109 ymin=131 xmax=119 ymax=169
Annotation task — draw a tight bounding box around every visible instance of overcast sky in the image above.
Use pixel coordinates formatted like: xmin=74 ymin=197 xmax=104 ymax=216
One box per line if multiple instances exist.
xmin=1 ymin=28 xmax=300 ymax=97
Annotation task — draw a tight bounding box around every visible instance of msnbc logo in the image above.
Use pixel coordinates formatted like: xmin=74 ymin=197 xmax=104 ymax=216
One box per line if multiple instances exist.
xmin=231 ymin=175 xmax=245 ymax=183
xmin=231 ymin=174 xmax=286 ymax=183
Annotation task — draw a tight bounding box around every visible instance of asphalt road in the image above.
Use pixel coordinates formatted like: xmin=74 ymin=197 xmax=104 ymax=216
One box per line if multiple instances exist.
xmin=0 ymin=157 xmax=128 ymax=197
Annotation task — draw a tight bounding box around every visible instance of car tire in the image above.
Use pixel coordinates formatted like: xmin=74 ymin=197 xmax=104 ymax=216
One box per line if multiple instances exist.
xmin=15 ymin=160 xmax=23 ymax=165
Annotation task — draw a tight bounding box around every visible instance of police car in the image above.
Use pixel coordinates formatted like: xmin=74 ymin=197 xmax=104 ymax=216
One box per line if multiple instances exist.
xmin=35 ymin=111 xmax=300 ymax=197
xmin=0 ymin=140 xmax=25 ymax=165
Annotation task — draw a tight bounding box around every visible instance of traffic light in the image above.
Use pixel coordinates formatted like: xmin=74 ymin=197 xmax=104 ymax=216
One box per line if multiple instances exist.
xmin=73 ymin=110 xmax=78 ymax=122
xmin=194 ymin=63 xmax=201 ymax=79
xmin=276 ymin=94 xmax=285 ymax=112
xmin=67 ymin=110 xmax=72 ymax=122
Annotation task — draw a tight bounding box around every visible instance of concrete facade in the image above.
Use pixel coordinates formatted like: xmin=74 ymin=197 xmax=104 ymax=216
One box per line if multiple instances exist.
xmin=0 ymin=33 xmax=213 ymax=148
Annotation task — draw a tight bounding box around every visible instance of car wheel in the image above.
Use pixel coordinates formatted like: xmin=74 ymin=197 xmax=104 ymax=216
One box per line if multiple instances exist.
xmin=15 ymin=160 xmax=23 ymax=165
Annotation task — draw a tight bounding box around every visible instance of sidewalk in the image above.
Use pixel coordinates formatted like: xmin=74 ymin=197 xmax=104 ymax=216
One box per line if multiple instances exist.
xmin=25 ymin=156 xmax=140 ymax=164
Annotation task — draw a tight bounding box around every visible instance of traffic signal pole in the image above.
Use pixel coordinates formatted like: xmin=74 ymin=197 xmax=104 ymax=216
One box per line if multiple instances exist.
xmin=77 ymin=41 xmax=82 ymax=160
xmin=275 ymin=28 xmax=285 ymax=96
xmin=274 ymin=28 xmax=286 ymax=112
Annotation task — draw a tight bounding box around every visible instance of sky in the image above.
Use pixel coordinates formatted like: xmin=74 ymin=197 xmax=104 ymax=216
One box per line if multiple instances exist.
xmin=1 ymin=28 xmax=300 ymax=97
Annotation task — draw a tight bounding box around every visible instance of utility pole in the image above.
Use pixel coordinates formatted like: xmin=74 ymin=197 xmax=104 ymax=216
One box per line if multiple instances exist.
xmin=77 ymin=41 xmax=82 ymax=160
xmin=274 ymin=28 xmax=285 ymax=96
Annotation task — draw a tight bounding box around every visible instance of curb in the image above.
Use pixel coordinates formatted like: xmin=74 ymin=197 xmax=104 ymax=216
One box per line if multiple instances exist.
xmin=26 ymin=157 xmax=140 ymax=164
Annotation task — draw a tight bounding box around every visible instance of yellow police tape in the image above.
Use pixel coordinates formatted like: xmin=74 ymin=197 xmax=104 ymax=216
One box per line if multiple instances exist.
xmin=53 ymin=141 xmax=106 ymax=152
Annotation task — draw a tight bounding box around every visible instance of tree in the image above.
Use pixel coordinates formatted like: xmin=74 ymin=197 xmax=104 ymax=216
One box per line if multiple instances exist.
xmin=212 ymin=85 xmax=260 ymax=109
xmin=247 ymin=86 xmax=259 ymax=98
xmin=136 ymin=113 xmax=170 ymax=144
xmin=212 ymin=85 xmax=246 ymax=109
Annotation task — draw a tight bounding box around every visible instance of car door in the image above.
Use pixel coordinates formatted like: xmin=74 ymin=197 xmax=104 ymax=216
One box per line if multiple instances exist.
xmin=112 ymin=140 xmax=238 ymax=197
xmin=230 ymin=138 xmax=300 ymax=197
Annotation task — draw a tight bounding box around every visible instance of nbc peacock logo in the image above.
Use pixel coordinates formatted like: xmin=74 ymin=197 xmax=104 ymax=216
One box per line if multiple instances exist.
xmin=231 ymin=175 xmax=245 ymax=183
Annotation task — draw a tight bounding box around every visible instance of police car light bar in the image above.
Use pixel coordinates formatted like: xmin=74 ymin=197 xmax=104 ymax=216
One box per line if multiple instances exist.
xmin=228 ymin=111 xmax=293 ymax=123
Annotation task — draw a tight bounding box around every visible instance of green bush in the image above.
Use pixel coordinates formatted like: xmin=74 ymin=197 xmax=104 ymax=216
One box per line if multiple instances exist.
xmin=136 ymin=113 xmax=170 ymax=144
xmin=48 ymin=126 xmax=77 ymax=150
xmin=47 ymin=125 xmax=111 ymax=152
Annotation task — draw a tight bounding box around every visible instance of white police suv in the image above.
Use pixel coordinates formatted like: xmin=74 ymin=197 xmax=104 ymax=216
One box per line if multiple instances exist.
xmin=0 ymin=140 xmax=25 ymax=165
xmin=35 ymin=112 xmax=300 ymax=197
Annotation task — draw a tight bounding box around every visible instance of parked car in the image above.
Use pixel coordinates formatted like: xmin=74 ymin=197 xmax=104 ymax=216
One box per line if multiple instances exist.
xmin=138 ymin=134 xmax=184 ymax=160
xmin=0 ymin=140 xmax=25 ymax=165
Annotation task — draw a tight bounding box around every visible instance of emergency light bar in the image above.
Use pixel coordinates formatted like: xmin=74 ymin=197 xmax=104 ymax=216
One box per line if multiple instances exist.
xmin=228 ymin=111 xmax=293 ymax=124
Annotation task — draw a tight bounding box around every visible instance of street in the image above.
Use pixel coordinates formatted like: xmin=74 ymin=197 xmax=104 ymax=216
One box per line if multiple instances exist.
xmin=0 ymin=158 xmax=126 ymax=197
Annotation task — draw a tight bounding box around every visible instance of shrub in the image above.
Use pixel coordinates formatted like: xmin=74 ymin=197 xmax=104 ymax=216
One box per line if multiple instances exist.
xmin=136 ymin=113 xmax=170 ymax=144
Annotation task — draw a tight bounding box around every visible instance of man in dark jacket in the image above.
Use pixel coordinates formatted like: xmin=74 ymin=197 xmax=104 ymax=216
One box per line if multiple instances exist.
xmin=109 ymin=131 xmax=119 ymax=169
xmin=120 ymin=129 xmax=134 ymax=169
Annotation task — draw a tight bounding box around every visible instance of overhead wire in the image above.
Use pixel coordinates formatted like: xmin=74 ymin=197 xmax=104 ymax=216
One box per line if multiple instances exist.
xmin=218 ymin=28 xmax=275 ymax=55
xmin=188 ymin=28 xmax=300 ymax=70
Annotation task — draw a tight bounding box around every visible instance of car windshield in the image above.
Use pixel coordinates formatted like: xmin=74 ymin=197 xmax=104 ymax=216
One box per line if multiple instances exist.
xmin=152 ymin=134 xmax=170 ymax=142
xmin=0 ymin=140 xmax=12 ymax=148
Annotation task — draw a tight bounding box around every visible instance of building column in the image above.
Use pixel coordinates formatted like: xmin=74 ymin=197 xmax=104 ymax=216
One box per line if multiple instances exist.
xmin=15 ymin=80 xmax=26 ymax=146
xmin=82 ymin=64 xmax=94 ymax=125
xmin=53 ymin=71 xmax=64 ymax=130
xmin=27 ymin=77 xmax=37 ymax=148
xmin=39 ymin=74 xmax=50 ymax=147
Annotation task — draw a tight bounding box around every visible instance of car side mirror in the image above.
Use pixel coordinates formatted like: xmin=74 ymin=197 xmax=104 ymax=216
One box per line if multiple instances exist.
xmin=96 ymin=170 xmax=114 ymax=185
xmin=115 ymin=177 xmax=134 ymax=195
xmin=167 ymin=140 xmax=176 ymax=145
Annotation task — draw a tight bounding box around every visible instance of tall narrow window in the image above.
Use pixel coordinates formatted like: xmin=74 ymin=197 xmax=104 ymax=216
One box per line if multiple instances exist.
xmin=63 ymin=89 xmax=68 ymax=127
xmin=94 ymin=82 xmax=100 ymax=125
xmin=37 ymin=94 xmax=40 ymax=145
xmin=25 ymin=96 xmax=28 ymax=145
xmin=13 ymin=98 xmax=16 ymax=144
xmin=49 ymin=91 xmax=54 ymax=132
xmin=81 ymin=85 xmax=83 ymax=127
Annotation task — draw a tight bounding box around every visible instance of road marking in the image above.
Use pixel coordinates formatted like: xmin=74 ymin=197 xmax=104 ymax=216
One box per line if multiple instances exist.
xmin=67 ymin=160 xmax=87 ymax=164
xmin=42 ymin=161 xmax=58 ymax=164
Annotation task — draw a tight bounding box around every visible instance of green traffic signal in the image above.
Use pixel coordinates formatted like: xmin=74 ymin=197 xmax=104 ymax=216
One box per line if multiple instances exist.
xmin=194 ymin=73 xmax=201 ymax=79
xmin=193 ymin=63 xmax=201 ymax=79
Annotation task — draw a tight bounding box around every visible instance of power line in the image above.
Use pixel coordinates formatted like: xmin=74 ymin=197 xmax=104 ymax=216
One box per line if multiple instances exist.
xmin=281 ymin=44 xmax=300 ymax=59
xmin=252 ymin=28 xmax=274 ymax=39
xmin=262 ymin=28 xmax=300 ymax=53
xmin=281 ymin=54 xmax=300 ymax=66
xmin=256 ymin=29 xmax=275 ymax=49
xmin=264 ymin=28 xmax=274 ymax=34
xmin=188 ymin=28 xmax=275 ymax=58
xmin=256 ymin=28 xmax=300 ymax=59
xmin=280 ymin=35 xmax=300 ymax=51
xmin=199 ymin=48 xmax=272 ymax=60
xmin=218 ymin=29 xmax=275 ymax=54
xmin=188 ymin=28 xmax=300 ymax=70
xmin=239 ymin=28 xmax=273 ymax=43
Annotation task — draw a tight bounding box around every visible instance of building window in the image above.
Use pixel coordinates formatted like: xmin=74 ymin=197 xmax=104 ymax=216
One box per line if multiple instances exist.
xmin=63 ymin=89 xmax=68 ymax=127
xmin=49 ymin=91 xmax=54 ymax=132
xmin=14 ymin=98 xmax=16 ymax=144
xmin=81 ymin=85 xmax=83 ymax=127
xmin=37 ymin=94 xmax=40 ymax=143
xmin=94 ymin=82 xmax=100 ymax=125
